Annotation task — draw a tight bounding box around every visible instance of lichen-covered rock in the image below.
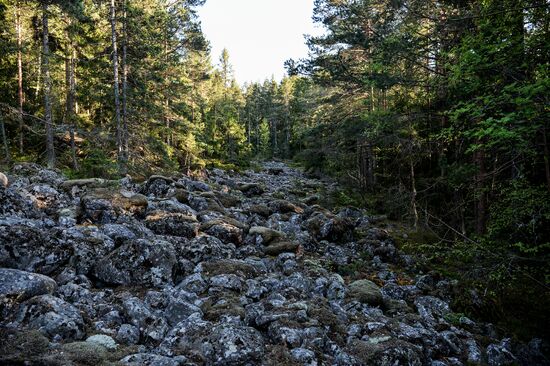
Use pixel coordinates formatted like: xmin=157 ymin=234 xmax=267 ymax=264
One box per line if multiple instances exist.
xmin=0 ymin=268 xmax=57 ymax=304
xmin=263 ymin=240 xmax=299 ymax=256
xmin=145 ymin=211 xmax=199 ymax=238
xmin=200 ymin=217 xmax=245 ymax=244
xmin=348 ymin=338 xmax=424 ymax=366
xmin=414 ymin=296 xmax=451 ymax=323
xmin=268 ymin=199 xmax=304 ymax=214
xmin=204 ymin=324 xmax=266 ymax=365
xmin=116 ymin=323 xmax=140 ymax=345
xmin=177 ymin=235 xmax=235 ymax=264
xmin=348 ymin=279 xmax=383 ymax=305
xmin=81 ymin=189 xmax=148 ymax=224
xmin=249 ymin=226 xmax=285 ymax=245
xmin=120 ymin=353 xmax=187 ymax=366
xmin=94 ymin=238 xmax=177 ymax=286
xmin=86 ymin=334 xmax=117 ymax=350
xmin=7 ymin=294 xmax=85 ymax=341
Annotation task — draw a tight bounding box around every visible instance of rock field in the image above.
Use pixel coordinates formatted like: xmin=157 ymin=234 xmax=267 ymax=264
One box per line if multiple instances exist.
xmin=0 ymin=161 xmax=547 ymax=365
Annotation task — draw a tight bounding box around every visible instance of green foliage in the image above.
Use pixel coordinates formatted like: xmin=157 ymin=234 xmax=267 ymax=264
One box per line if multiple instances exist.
xmin=488 ymin=181 xmax=550 ymax=256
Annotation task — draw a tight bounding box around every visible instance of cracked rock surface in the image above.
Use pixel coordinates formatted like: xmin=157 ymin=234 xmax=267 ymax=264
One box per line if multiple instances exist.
xmin=0 ymin=161 xmax=548 ymax=365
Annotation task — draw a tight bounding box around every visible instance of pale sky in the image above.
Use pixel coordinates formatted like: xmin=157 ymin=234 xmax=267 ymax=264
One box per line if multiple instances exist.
xmin=198 ymin=0 xmax=323 ymax=85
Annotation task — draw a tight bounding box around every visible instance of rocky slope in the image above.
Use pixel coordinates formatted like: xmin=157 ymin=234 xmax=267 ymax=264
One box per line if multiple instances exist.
xmin=0 ymin=161 xmax=547 ymax=365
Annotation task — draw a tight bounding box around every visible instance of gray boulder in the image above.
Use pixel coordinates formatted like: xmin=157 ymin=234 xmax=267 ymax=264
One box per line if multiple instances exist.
xmin=348 ymin=279 xmax=383 ymax=305
xmin=94 ymin=239 xmax=177 ymax=286
xmin=0 ymin=268 xmax=57 ymax=303
xmin=8 ymin=294 xmax=84 ymax=341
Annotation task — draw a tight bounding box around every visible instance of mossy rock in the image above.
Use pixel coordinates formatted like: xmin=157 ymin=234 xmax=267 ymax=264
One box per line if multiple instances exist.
xmin=201 ymin=259 xmax=260 ymax=278
xmin=0 ymin=329 xmax=50 ymax=362
xmin=347 ymin=279 xmax=383 ymax=305
xmin=263 ymin=240 xmax=299 ymax=256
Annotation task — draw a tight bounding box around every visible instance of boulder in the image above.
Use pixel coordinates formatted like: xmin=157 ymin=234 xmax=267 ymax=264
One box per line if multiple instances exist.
xmin=178 ymin=235 xmax=235 ymax=264
xmin=205 ymin=324 xmax=266 ymax=365
xmin=348 ymin=279 xmax=383 ymax=305
xmin=94 ymin=239 xmax=177 ymax=286
xmin=8 ymin=295 xmax=85 ymax=341
xmin=85 ymin=334 xmax=117 ymax=350
xmin=80 ymin=189 xmax=148 ymax=224
xmin=414 ymin=296 xmax=451 ymax=323
xmin=0 ymin=269 xmax=57 ymax=307
xmin=238 ymin=183 xmax=265 ymax=197
xmin=145 ymin=211 xmax=199 ymax=238
xmin=249 ymin=226 xmax=285 ymax=245
xmin=347 ymin=338 xmax=425 ymax=366
xmin=120 ymin=353 xmax=186 ymax=366
xmin=200 ymin=217 xmax=245 ymax=244
xmin=0 ymin=172 xmax=8 ymax=187
xmin=263 ymin=240 xmax=299 ymax=256
xmin=268 ymin=199 xmax=304 ymax=214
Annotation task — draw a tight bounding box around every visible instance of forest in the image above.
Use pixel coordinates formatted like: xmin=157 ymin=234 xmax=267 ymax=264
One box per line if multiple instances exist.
xmin=0 ymin=0 xmax=549 ymax=363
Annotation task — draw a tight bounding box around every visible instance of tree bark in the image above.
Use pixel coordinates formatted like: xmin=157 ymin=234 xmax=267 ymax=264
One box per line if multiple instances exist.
xmin=16 ymin=2 xmax=24 ymax=154
xmin=121 ymin=0 xmax=129 ymax=161
xmin=110 ymin=0 xmax=125 ymax=174
xmin=475 ymin=149 xmax=487 ymax=235
xmin=0 ymin=112 xmax=9 ymax=162
xmin=542 ymin=127 xmax=550 ymax=192
xmin=65 ymin=24 xmax=78 ymax=171
xmin=410 ymin=157 xmax=419 ymax=231
xmin=42 ymin=3 xmax=55 ymax=168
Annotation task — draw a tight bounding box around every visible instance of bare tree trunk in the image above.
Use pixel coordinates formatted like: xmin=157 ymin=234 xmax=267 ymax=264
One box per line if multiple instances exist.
xmin=410 ymin=157 xmax=419 ymax=231
xmin=65 ymin=24 xmax=78 ymax=171
xmin=42 ymin=3 xmax=55 ymax=169
xmin=475 ymin=149 xmax=487 ymax=235
xmin=543 ymin=127 xmax=550 ymax=192
xmin=0 ymin=112 xmax=9 ymax=162
xmin=121 ymin=0 xmax=129 ymax=161
xmin=110 ymin=0 xmax=125 ymax=174
xmin=16 ymin=3 xmax=24 ymax=154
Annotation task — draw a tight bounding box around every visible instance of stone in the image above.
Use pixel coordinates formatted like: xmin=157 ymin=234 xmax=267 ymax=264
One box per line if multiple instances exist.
xmin=200 ymin=218 xmax=244 ymax=244
xmin=85 ymin=334 xmax=117 ymax=350
xmin=205 ymin=324 xmax=266 ymax=365
xmin=145 ymin=211 xmax=199 ymax=238
xmin=116 ymin=324 xmax=140 ymax=345
xmin=268 ymin=199 xmax=304 ymax=214
xmin=291 ymin=348 xmax=318 ymax=365
xmin=177 ymin=235 xmax=235 ymax=264
xmin=120 ymin=353 xmax=186 ymax=366
xmin=348 ymin=279 xmax=383 ymax=305
xmin=0 ymin=172 xmax=8 ymax=187
xmin=414 ymin=296 xmax=451 ymax=323
xmin=249 ymin=226 xmax=285 ymax=244
xmin=9 ymin=295 xmax=84 ymax=341
xmin=0 ymin=268 xmax=57 ymax=303
xmin=487 ymin=338 xmax=517 ymax=366
xmin=238 ymin=182 xmax=265 ymax=197
xmin=263 ymin=240 xmax=299 ymax=256
xmin=94 ymin=238 xmax=177 ymax=286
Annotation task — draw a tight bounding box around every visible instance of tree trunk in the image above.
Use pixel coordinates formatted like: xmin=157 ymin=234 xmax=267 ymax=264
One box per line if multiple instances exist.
xmin=42 ymin=3 xmax=55 ymax=169
xmin=121 ymin=0 xmax=128 ymax=161
xmin=16 ymin=3 xmax=24 ymax=154
xmin=543 ymin=127 xmax=550 ymax=192
xmin=475 ymin=149 xmax=487 ymax=235
xmin=65 ymin=24 xmax=78 ymax=171
xmin=0 ymin=112 xmax=9 ymax=162
xmin=410 ymin=157 xmax=419 ymax=231
xmin=110 ymin=0 xmax=125 ymax=174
